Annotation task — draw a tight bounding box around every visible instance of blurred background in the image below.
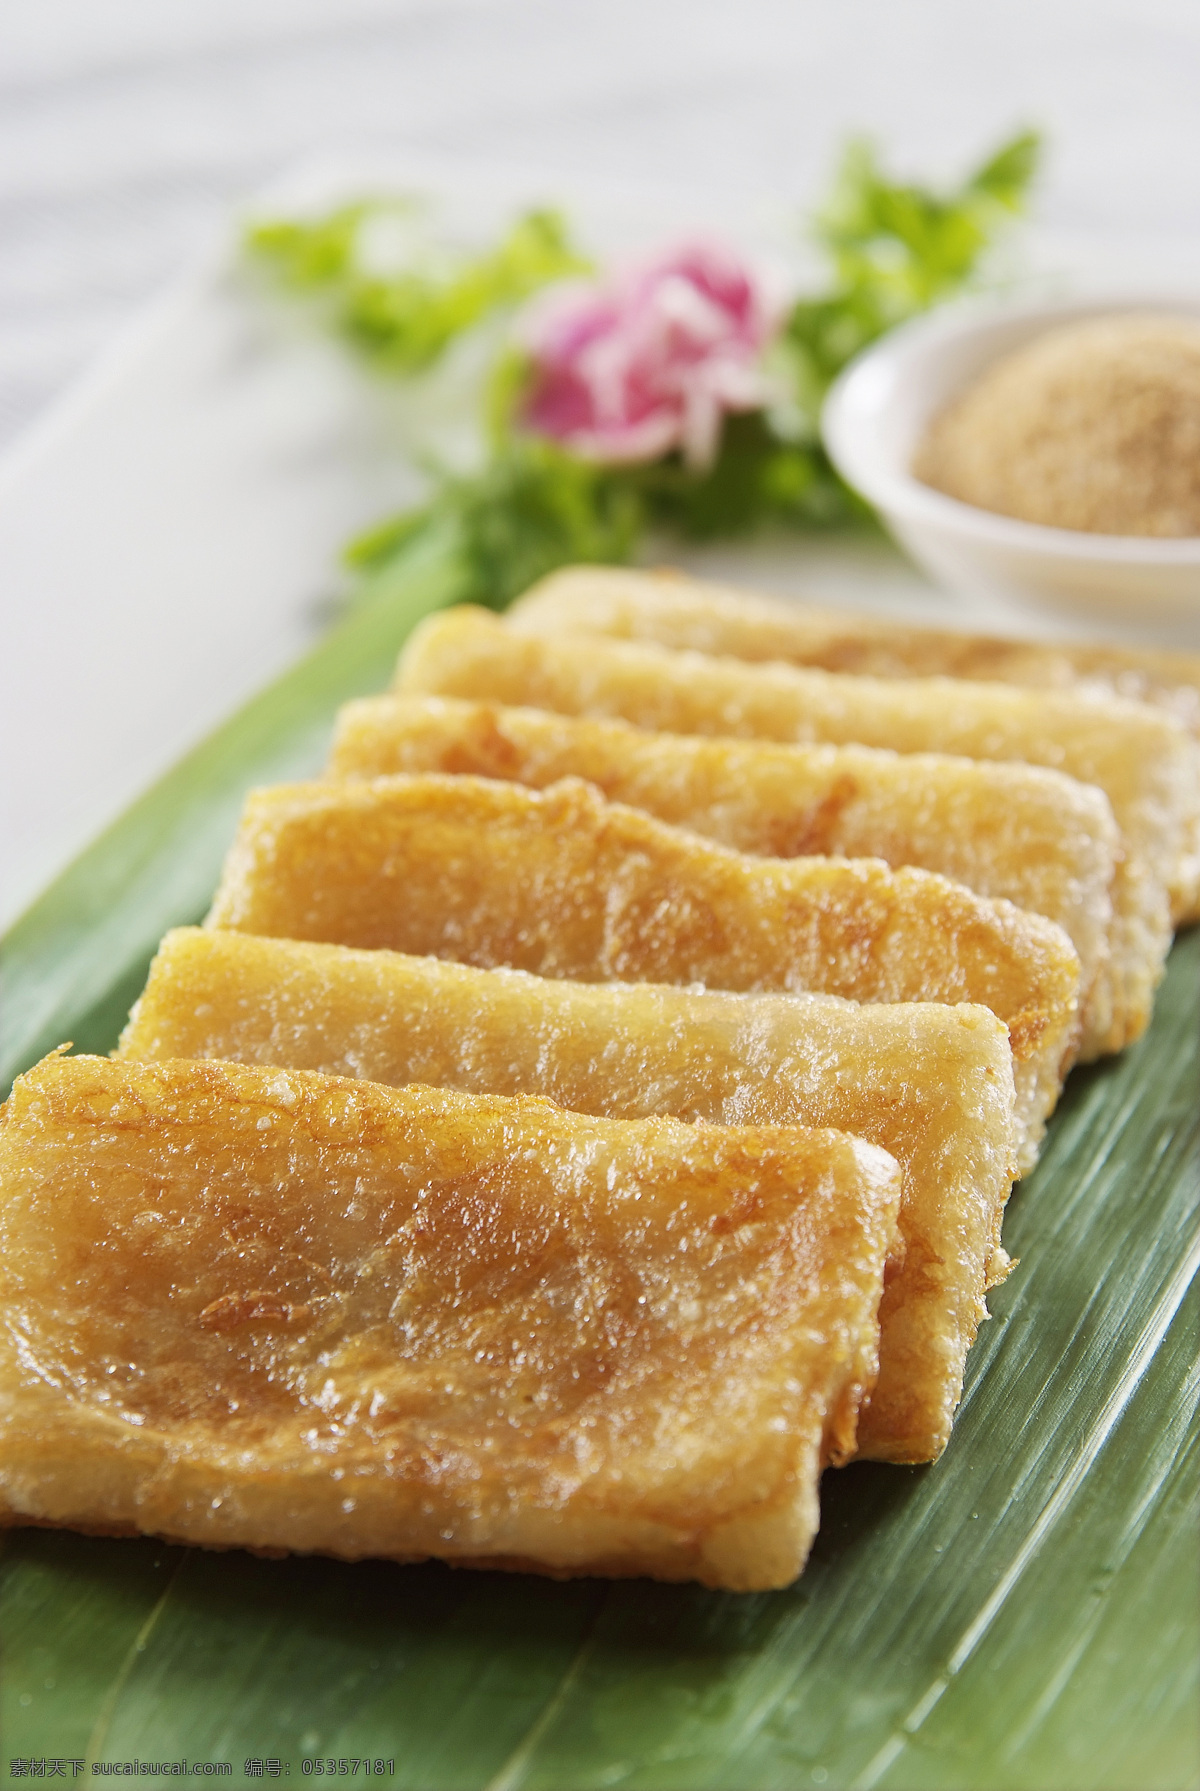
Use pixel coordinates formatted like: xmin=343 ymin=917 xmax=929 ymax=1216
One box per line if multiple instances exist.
xmin=5 ymin=0 xmax=1200 ymax=924
xmin=5 ymin=0 xmax=1200 ymax=454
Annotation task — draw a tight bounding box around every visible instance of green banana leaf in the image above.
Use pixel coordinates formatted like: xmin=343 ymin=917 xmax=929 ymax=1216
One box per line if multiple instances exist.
xmin=2 ymin=533 xmax=1197 ymax=1790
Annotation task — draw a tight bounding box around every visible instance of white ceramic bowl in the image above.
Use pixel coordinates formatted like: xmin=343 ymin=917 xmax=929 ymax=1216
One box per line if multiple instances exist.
xmin=821 ymin=294 xmax=1200 ymax=643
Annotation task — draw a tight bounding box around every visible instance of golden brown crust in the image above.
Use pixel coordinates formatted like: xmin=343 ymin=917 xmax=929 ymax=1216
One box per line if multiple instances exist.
xmin=118 ymin=929 xmax=1019 ymax=1462
xmin=329 ymin=693 xmax=1118 ymax=1057
xmin=205 ymin=772 xmax=1079 ymax=1160
xmin=510 ymin=566 xmax=1200 ymax=924
xmin=0 ymin=1053 xmax=902 ymax=1590
xmin=395 ymin=606 xmax=1188 ymax=1050
xmin=511 ymin=565 xmax=1200 ymax=736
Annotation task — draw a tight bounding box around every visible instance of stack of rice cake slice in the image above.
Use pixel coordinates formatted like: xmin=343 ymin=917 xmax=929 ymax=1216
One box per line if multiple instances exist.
xmin=393 ymin=604 xmax=1197 ymax=1053
xmin=509 ymin=562 xmax=1200 ymax=923
xmin=2 ymin=866 xmax=1022 ymax=1587
xmin=329 ymin=693 xmax=1118 ymax=1059
xmin=511 ymin=564 xmax=1200 ymax=742
xmin=16 ymin=565 xmax=1182 ymax=1589
xmin=117 ymin=927 xmax=1021 ymax=1466
xmin=204 ymin=770 xmax=1079 ymax=1163
xmin=174 ymin=593 xmax=1095 ymax=1490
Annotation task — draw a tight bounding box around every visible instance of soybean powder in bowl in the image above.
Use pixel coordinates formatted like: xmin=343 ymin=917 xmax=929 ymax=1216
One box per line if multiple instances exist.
xmin=914 ymin=314 xmax=1200 ymax=537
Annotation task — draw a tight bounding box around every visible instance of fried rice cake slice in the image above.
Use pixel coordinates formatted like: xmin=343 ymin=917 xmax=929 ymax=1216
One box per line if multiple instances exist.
xmin=395 ymin=606 xmax=1188 ymax=1055
xmin=511 ymin=565 xmax=1200 ymax=923
xmin=119 ymin=928 xmax=1019 ymax=1464
xmin=0 ymin=1051 xmax=902 ymax=1592
xmin=512 ymin=565 xmax=1200 ymax=739
xmin=330 ymin=693 xmax=1118 ymax=1058
xmin=204 ymin=772 xmax=1079 ymax=1163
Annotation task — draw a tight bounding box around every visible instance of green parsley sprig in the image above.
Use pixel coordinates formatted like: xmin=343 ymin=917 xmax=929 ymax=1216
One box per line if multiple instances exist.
xmin=246 ymin=202 xmax=589 ymax=374
xmin=245 ymin=131 xmax=1040 ymax=609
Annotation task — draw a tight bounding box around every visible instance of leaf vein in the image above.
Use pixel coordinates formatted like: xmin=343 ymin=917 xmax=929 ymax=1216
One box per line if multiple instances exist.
xmin=851 ymin=1227 xmax=1200 ymax=1790
xmin=83 ymin=1548 xmax=190 ymax=1768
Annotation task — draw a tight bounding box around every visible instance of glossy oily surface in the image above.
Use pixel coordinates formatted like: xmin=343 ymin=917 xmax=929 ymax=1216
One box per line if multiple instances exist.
xmin=513 ymin=566 xmax=1200 ymax=733
xmin=3 ymin=935 xmax=1195 ymax=1784
xmin=0 ymin=1053 xmax=903 ymax=1592
xmin=331 ymin=692 xmax=1118 ymax=1056
xmin=511 ymin=564 xmax=1200 ymax=924
xmin=402 ymin=605 xmax=1193 ymax=1050
xmin=1 ymin=545 xmax=1195 ymax=1781
xmin=119 ymin=928 xmax=1019 ymax=1463
xmin=206 ymin=772 xmax=1080 ymax=1157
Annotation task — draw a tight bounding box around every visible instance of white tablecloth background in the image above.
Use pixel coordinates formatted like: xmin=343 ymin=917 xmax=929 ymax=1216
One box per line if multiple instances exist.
xmin=8 ymin=0 xmax=1200 ymax=458
xmin=4 ymin=0 xmax=1199 ymax=923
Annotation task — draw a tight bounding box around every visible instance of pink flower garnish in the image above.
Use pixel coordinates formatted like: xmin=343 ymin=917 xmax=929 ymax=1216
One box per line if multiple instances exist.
xmin=519 ymin=243 xmax=778 ymax=469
